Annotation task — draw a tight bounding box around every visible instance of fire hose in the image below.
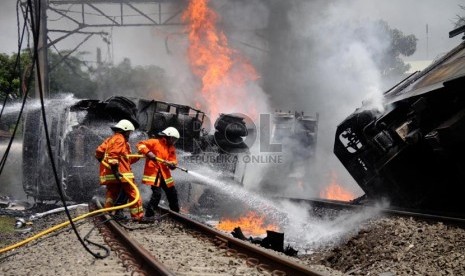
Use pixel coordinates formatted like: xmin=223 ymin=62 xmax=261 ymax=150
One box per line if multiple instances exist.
xmin=127 ymin=154 xmax=189 ymax=173
xmin=0 ymin=160 xmax=141 ymax=255
xmin=0 ymin=154 xmax=189 ymax=254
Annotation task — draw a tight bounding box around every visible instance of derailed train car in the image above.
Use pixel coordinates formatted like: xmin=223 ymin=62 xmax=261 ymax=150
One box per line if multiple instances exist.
xmin=334 ymin=27 xmax=465 ymax=216
xmin=273 ymin=111 xmax=318 ymax=159
xmin=22 ymin=96 xmax=249 ymax=202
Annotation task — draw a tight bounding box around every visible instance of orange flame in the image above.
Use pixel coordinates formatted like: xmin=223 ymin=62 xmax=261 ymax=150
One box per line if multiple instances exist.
xmin=216 ymin=211 xmax=278 ymax=236
xmin=320 ymin=171 xmax=354 ymax=201
xmin=182 ymin=0 xmax=259 ymax=119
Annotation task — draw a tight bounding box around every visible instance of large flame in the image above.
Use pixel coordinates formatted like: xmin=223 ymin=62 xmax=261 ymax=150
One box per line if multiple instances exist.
xmin=320 ymin=171 xmax=355 ymax=201
xmin=182 ymin=0 xmax=259 ymax=120
xmin=216 ymin=211 xmax=278 ymax=236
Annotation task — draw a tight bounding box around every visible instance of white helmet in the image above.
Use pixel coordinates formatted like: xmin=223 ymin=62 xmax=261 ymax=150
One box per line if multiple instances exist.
xmin=160 ymin=127 xmax=180 ymax=139
xmin=111 ymin=119 xmax=135 ymax=132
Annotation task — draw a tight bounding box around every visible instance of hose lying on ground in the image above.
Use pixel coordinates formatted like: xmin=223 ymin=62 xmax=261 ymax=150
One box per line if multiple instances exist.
xmin=0 ymin=160 xmax=140 ymax=254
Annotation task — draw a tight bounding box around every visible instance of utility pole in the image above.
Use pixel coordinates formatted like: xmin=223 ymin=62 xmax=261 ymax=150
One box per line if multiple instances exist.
xmin=25 ymin=0 xmax=185 ymax=99
xmin=35 ymin=0 xmax=49 ymax=98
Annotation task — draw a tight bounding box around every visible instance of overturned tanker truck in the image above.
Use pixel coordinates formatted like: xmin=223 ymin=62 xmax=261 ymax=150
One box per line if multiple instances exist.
xmin=22 ymin=96 xmax=249 ymax=202
xmin=334 ymin=26 xmax=465 ymax=216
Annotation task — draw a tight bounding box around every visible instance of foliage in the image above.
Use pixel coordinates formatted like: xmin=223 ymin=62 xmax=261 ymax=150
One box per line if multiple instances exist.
xmin=0 ymin=51 xmax=32 ymax=101
xmin=0 ymin=51 xmax=169 ymax=102
xmin=262 ymin=2 xmax=419 ymax=106
xmin=48 ymin=50 xmax=97 ymax=98
xmin=357 ymin=20 xmax=417 ymax=79
xmin=454 ymin=5 xmax=465 ymax=28
xmin=0 ymin=49 xmax=96 ymax=100
xmin=94 ymin=58 xmax=169 ymax=100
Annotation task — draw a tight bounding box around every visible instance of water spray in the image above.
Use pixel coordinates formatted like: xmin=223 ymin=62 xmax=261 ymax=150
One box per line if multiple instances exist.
xmin=0 ymin=162 xmax=142 ymax=254
xmin=129 ymin=154 xmax=285 ymax=219
xmin=131 ymin=154 xmax=293 ymax=226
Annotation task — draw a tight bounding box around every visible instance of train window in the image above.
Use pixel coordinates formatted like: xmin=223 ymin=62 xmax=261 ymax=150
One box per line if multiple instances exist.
xmin=373 ymin=130 xmax=394 ymax=152
xmin=155 ymin=102 xmax=169 ymax=112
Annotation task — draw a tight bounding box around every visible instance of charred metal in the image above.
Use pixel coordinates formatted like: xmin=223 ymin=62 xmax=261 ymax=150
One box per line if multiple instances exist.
xmin=334 ymin=31 xmax=465 ymax=216
xmin=22 ymin=96 xmax=249 ymax=202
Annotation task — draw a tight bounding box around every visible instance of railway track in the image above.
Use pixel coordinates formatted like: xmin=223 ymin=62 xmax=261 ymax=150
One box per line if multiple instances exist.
xmin=91 ymin=200 xmax=327 ymax=276
xmin=90 ymin=196 xmax=465 ymax=276
xmin=3 ymin=196 xmax=464 ymax=275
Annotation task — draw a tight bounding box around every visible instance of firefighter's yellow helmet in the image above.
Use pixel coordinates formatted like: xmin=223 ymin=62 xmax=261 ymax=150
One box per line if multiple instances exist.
xmin=111 ymin=119 xmax=135 ymax=132
xmin=160 ymin=127 xmax=180 ymax=139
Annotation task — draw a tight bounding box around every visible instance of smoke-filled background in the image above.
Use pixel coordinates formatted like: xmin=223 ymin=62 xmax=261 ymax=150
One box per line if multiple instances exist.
xmin=198 ymin=0 xmax=463 ymax=198
xmin=1 ymin=0 xmax=465 ymax=251
xmin=0 ymin=0 xmax=463 ymax=200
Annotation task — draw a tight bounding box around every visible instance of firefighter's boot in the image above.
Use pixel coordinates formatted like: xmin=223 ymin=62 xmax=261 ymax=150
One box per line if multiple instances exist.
xmin=144 ymin=205 xmax=155 ymax=218
xmin=113 ymin=209 xmax=128 ymax=221
xmin=145 ymin=186 xmax=162 ymax=217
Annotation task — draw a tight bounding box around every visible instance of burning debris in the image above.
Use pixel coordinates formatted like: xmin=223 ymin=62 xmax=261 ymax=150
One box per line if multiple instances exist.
xmin=231 ymin=227 xmax=298 ymax=257
xmin=216 ymin=211 xmax=279 ymax=236
xmin=20 ymin=96 xmax=252 ymax=204
xmin=212 ymin=210 xmax=297 ymax=256
xmin=319 ymin=171 xmax=355 ymax=201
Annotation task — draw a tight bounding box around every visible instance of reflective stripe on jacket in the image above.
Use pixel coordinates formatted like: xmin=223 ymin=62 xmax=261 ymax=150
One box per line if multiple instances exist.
xmin=95 ymin=133 xmax=138 ymax=185
xmin=136 ymin=137 xmax=177 ymax=187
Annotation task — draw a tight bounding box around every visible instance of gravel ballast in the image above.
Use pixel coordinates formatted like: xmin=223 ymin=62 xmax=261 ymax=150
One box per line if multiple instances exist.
xmin=2 ymin=206 xmax=465 ymax=275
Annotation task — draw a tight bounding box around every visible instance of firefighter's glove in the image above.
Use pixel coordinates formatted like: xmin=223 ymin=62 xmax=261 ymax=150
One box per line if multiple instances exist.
xmin=147 ymin=152 xmax=157 ymax=161
xmin=111 ymin=165 xmax=122 ymax=179
xmin=167 ymin=162 xmax=176 ymax=170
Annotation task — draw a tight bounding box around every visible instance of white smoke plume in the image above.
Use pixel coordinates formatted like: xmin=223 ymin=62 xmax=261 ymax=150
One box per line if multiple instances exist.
xmin=281 ymin=0 xmax=389 ymax=197
xmin=215 ymin=0 xmax=403 ymax=198
xmin=0 ymin=141 xmax=25 ymax=200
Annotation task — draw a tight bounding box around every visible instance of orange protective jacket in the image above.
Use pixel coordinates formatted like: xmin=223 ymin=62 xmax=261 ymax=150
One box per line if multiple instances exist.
xmin=136 ymin=138 xmax=177 ymax=187
xmin=95 ymin=133 xmax=139 ymax=185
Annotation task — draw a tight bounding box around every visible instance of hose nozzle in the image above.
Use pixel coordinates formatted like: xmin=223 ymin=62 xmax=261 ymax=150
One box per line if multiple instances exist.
xmin=126 ymin=154 xmax=189 ymax=173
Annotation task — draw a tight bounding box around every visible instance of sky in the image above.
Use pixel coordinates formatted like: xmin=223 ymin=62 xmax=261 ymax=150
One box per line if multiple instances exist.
xmin=1 ymin=0 xmax=464 ymax=200
xmin=0 ymin=0 xmax=463 ymax=64
xmin=352 ymin=0 xmax=464 ymax=61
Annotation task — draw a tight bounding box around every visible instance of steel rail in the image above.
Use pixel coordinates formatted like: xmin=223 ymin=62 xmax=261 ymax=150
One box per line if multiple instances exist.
xmin=91 ymin=199 xmax=175 ymax=276
xmin=276 ymin=196 xmax=465 ymax=227
xmin=157 ymin=206 xmax=328 ymax=276
xmin=382 ymin=208 xmax=465 ymax=227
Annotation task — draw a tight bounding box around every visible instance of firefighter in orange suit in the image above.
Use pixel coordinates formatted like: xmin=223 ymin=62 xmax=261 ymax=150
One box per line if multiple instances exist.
xmin=137 ymin=126 xmax=180 ymax=216
xmin=95 ymin=119 xmax=143 ymax=221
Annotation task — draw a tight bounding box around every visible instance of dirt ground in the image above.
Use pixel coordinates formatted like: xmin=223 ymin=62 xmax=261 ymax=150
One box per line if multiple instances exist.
xmin=299 ymin=216 xmax=465 ymax=275
xmin=2 ymin=204 xmax=465 ymax=275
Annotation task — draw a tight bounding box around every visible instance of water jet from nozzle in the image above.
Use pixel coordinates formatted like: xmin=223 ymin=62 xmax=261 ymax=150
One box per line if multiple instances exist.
xmin=186 ymin=169 xmax=285 ymax=222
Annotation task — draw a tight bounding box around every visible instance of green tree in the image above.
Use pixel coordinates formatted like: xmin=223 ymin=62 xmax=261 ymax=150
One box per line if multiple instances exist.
xmin=355 ymin=20 xmax=417 ymax=79
xmin=94 ymin=58 xmax=169 ymax=100
xmin=0 ymin=51 xmax=32 ymax=101
xmin=262 ymin=5 xmax=418 ymax=107
xmin=1 ymin=50 xmax=169 ymax=102
xmin=48 ymin=50 xmax=97 ymax=98
xmin=0 ymin=49 xmax=96 ymax=100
